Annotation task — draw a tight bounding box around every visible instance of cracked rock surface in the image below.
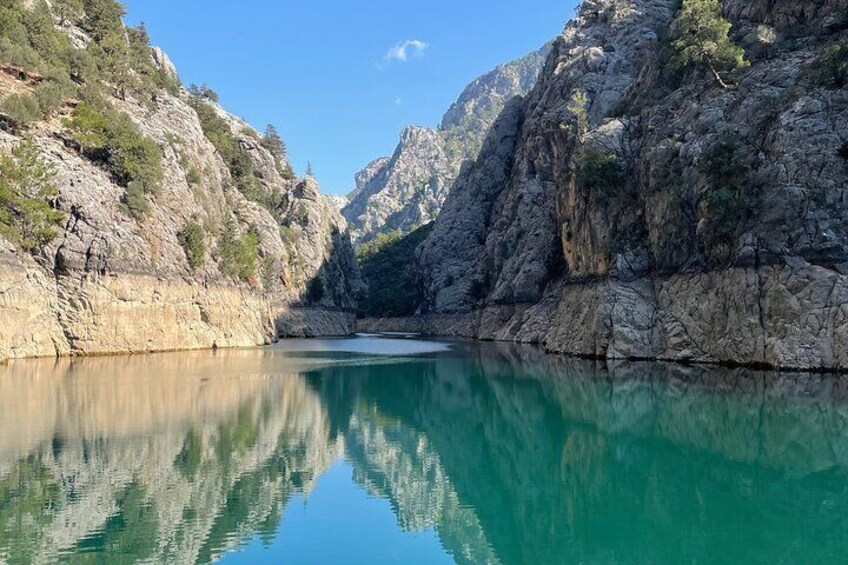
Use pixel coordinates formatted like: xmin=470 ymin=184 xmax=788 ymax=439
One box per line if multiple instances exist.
xmin=368 ymin=0 xmax=848 ymax=371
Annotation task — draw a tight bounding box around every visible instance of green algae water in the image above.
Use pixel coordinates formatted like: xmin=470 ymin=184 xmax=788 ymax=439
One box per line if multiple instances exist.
xmin=2 ymin=336 xmax=848 ymax=564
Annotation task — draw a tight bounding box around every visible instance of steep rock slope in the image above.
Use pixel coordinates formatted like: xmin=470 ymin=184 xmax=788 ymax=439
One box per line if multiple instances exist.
xmin=341 ymin=46 xmax=550 ymax=242
xmin=0 ymin=3 xmax=360 ymax=362
xmin=367 ymin=0 xmax=848 ymax=371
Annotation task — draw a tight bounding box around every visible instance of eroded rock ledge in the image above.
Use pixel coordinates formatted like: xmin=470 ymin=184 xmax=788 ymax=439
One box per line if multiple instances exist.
xmin=0 ymin=260 xmax=354 ymax=363
xmin=360 ymin=263 xmax=848 ymax=371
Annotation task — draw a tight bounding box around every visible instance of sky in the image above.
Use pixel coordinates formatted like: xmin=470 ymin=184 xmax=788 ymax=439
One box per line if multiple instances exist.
xmin=123 ymin=0 xmax=578 ymax=195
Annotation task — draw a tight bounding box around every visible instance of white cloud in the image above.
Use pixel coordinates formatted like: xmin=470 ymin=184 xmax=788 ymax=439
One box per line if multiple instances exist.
xmin=379 ymin=40 xmax=428 ymax=68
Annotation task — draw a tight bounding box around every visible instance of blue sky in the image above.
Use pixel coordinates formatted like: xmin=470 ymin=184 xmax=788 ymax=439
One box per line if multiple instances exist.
xmin=123 ymin=0 xmax=577 ymax=195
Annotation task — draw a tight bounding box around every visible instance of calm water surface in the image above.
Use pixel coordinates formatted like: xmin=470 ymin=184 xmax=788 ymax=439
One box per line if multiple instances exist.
xmin=2 ymin=336 xmax=848 ymax=564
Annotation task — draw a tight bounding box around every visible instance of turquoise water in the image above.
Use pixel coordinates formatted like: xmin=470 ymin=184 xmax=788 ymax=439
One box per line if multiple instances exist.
xmin=1 ymin=336 xmax=848 ymax=564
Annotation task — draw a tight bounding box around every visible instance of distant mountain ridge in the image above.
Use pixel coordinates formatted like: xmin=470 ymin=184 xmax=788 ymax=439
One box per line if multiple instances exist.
xmin=342 ymin=45 xmax=551 ymax=242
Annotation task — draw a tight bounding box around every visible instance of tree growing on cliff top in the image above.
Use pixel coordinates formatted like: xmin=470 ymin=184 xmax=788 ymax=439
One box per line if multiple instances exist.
xmin=669 ymin=0 xmax=748 ymax=89
xmin=261 ymin=124 xmax=287 ymax=159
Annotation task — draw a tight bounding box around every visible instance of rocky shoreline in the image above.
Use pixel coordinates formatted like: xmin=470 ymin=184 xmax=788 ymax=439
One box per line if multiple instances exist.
xmin=0 ymin=260 xmax=354 ymax=364
xmin=360 ymin=262 xmax=848 ymax=373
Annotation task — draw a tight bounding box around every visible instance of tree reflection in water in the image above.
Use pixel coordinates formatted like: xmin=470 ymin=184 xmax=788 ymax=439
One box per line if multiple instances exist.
xmin=1 ymin=340 xmax=848 ymax=564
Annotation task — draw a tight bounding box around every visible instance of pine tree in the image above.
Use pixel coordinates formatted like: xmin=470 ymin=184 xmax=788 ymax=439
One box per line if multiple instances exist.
xmin=0 ymin=140 xmax=64 ymax=251
xmin=305 ymin=161 xmax=314 ymax=177
xmin=53 ymin=0 xmax=85 ymax=25
xmin=261 ymin=124 xmax=286 ymax=159
xmin=187 ymin=83 xmax=219 ymax=103
xmin=669 ymin=0 xmax=748 ymax=89
xmin=81 ymin=0 xmax=125 ymax=42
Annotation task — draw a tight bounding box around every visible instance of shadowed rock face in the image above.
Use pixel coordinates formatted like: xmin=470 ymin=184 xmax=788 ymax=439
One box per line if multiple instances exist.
xmin=342 ymin=46 xmax=550 ymax=242
xmin=407 ymin=0 xmax=848 ymax=370
xmin=0 ymin=9 xmax=360 ymax=362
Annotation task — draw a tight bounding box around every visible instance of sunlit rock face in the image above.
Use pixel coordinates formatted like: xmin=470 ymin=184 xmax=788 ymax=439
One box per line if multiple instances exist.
xmin=404 ymin=0 xmax=848 ymax=370
xmin=0 ymin=7 xmax=360 ymax=364
xmin=342 ymin=46 xmax=550 ymax=243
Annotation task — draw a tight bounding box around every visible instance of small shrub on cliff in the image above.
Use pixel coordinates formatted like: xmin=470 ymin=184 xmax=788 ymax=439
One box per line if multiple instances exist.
xmin=186 ymin=166 xmax=201 ymax=186
xmin=122 ymin=181 xmax=149 ymax=220
xmin=187 ymin=83 xmax=219 ymax=103
xmin=566 ymin=90 xmax=590 ymax=136
xmin=219 ymin=219 xmax=259 ymax=282
xmin=703 ymin=132 xmax=747 ymax=187
xmin=1 ymin=93 xmax=42 ymax=126
xmin=576 ymin=150 xmax=626 ymax=199
xmin=669 ymin=0 xmax=749 ymax=88
xmin=34 ymin=81 xmax=67 ymax=116
xmin=809 ymin=42 xmax=848 ymax=89
xmin=0 ymin=140 xmax=65 ymax=251
xmin=53 ymin=0 xmax=85 ymax=25
xmin=178 ymin=220 xmax=206 ymax=270
xmin=261 ymin=256 xmax=279 ymax=292
xmin=64 ymin=100 xmax=164 ymax=197
xmin=700 ymin=132 xmax=750 ymax=251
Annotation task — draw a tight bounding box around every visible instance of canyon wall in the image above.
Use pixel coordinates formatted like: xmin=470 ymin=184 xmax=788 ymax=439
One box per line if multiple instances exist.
xmin=0 ymin=6 xmax=360 ymax=363
xmin=365 ymin=0 xmax=848 ymax=371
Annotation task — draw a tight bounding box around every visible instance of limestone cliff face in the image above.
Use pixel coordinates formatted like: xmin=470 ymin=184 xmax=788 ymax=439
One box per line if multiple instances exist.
xmin=341 ymin=46 xmax=549 ymax=242
xmin=0 ymin=16 xmax=359 ymax=363
xmin=385 ymin=0 xmax=848 ymax=371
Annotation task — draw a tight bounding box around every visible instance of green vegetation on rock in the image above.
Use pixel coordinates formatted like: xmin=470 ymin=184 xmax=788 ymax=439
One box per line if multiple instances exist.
xmin=669 ymin=0 xmax=748 ymax=89
xmin=357 ymin=224 xmax=432 ymax=318
xmin=0 ymin=139 xmax=64 ymax=251
xmin=567 ymin=90 xmax=590 ymax=136
xmin=219 ymin=218 xmax=259 ymax=282
xmin=0 ymin=0 xmax=178 ymax=109
xmin=700 ymin=132 xmax=750 ymax=253
xmin=187 ymin=83 xmax=219 ymax=103
xmin=576 ymin=150 xmax=626 ymax=199
xmin=178 ymin=220 xmax=206 ymax=270
xmin=809 ymin=41 xmax=848 ymax=89
xmin=261 ymin=124 xmax=294 ymax=179
xmin=123 ymin=180 xmax=149 ymax=220
xmin=188 ymin=97 xmax=284 ymax=210
xmin=1 ymin=92 xmax=42 ymax=126
xmin=64 ymin=99 xmax=163 ymax=218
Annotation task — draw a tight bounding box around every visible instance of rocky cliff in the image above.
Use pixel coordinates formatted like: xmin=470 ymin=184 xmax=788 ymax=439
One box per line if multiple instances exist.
xmin=342 ymin=46 xmax=549 ymax=242
xmin=363 ymin=0 xmax=848 ymax=371
xmin=0 ymin=2 xmax=360 ymax=363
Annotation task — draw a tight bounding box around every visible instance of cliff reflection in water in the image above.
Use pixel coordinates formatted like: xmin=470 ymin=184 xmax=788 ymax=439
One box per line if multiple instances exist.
xmin=2 ymin=340 xmax=848 ymax=564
